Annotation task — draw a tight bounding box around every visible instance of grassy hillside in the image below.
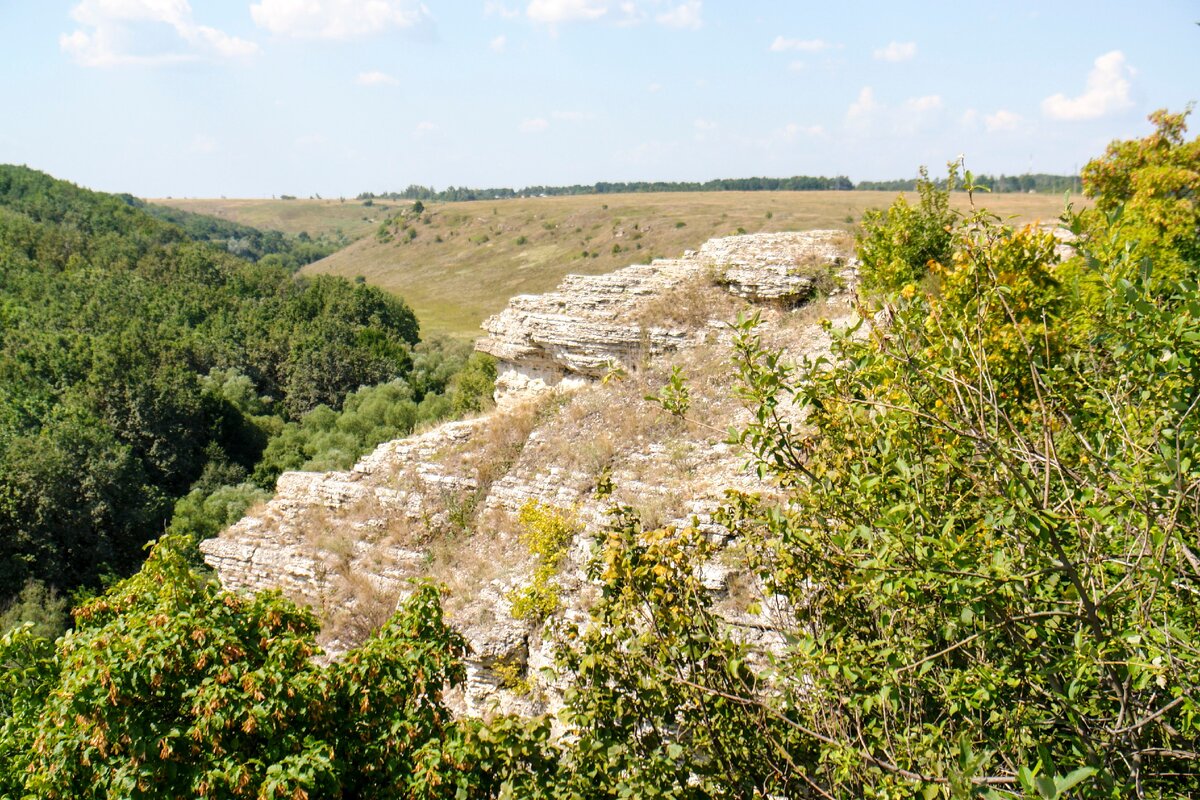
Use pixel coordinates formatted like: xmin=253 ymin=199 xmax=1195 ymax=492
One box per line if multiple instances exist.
xmin=150 ymin=197 xmax=382 ymax=240
xmin=160 ymin=191 xmax=1081 ymax=338
xmin=309 ymin=190 xmax=1081 ymax=338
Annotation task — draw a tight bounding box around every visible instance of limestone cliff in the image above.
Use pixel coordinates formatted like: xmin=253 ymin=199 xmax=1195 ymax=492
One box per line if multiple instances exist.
xmin=200 ymin=230 xmax=859 ymax=715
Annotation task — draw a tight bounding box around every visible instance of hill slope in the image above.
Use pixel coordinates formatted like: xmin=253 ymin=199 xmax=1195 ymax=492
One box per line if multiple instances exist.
xmin=298 ymin=190 xmax=1078 ymax=337
xmin=202 ymin=229 xmax=856 ymax=710
xmin=150 ymin=197 xmax=383 ymax=240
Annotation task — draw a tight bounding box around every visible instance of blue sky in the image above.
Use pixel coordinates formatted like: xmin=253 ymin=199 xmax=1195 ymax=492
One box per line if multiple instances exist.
xmin=1 ymin=1 xmax=1197 ymax=198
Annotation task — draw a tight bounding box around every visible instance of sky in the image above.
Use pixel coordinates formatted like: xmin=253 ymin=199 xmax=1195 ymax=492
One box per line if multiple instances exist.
xmin=1 ymin=1 xmax=1197 ymax=198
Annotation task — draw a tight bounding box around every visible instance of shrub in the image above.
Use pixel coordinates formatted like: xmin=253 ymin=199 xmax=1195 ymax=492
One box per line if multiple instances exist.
xmin=856 ymin=165 xmax=955 ymax=292
xmin=507 ymin=501 xmax=578 ymax=622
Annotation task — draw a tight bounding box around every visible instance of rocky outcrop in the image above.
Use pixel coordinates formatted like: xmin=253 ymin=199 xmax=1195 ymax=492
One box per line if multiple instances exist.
xmin=201 ymin=231 xmax=859 ymax=716
xmin=700 ymin=230 xmax=849 ymax=302
xmin=200 ymin=419 xmax=482 ymax=609
xmin=477 ymin=230 xmax=851 ymax=403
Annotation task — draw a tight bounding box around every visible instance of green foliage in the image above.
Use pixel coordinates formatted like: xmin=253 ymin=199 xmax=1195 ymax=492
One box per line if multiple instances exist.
xmin=252 ymin=341 xmax=494 ymax=488
xmin=701 ymin=112 xmax=1200 ymax=796
xmin=550 ymin=511 xmax=800 ymax=798
xmin=508 ymin=501 xmax=579 ymax=622
xmin=0 ymin=166 xmax=419 ymax=601
xmin=167 ymin=482 xmax=270 ymax=542
xmin=449 ymin=351 xmax=498 ymax=416
xmin=0 ymin=580 xmax=68 ymax=640
xmin=1079 ymin=107 xmax=1200 ymax=285
xmin=646 ymin=365 xmax=690 ymax=418
xmin=0 ymin=536 xmax=473 ymax=799
xmin=138 ymin=201 xmax=347 ymax=268
xmin=253 ymin=380 xmax=420 ymax=485
xmin=857 ymin=164 xmax=956 ymax=291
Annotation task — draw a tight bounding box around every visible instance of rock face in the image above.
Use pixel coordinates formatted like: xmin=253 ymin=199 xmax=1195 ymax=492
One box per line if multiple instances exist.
xmin=201 ymin=420 xmax=482 ymax=605
xmin=201 ymin=231 xmax=859 ymax=716
xmin=476 ymin=231 xmax=851 ymax=403
xmin=700 ymin=230 xmax=848 ymax=302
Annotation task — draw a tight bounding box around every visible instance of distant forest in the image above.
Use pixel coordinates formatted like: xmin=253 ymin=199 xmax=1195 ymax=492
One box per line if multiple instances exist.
xmin=856 ymin=172 xmax=1082 ymax=193
xmin=358 ymin=172 xmax=1080 ymax=202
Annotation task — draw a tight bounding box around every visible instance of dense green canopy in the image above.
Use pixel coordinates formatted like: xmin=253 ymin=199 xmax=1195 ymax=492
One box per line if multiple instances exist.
xmin=0 ymin=165 xmax=421 ymax=598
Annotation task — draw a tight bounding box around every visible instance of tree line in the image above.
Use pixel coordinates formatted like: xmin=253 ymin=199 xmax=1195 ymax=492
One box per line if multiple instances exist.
xmin=358 ymin=172 xmax=1080 ymax=203
xmin=857 ymin=171 xmax=1082 ymax=193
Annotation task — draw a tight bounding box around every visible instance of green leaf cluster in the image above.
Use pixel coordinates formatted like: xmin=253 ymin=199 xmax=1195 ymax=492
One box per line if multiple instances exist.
xmin=508 ymin=501 xmax=580 ymax=622
xmin=0 ymin=537 xmax=472 ymax=799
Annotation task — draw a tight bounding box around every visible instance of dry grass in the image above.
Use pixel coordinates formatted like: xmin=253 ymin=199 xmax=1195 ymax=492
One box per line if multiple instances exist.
xmin=630 ymin=272 xmax=750 ymax=330
xmin=408 ymin=399 xmax=556 ymax=611
xmin=423 ymin=519 xmax=524 ymax=616
xmin=318 ymin=573 xmax=403 ymax=650
xmin=150 ymin=197 xmax=381 ymax=240
xmin=155 ymin=191 xmax=1079 ymax=339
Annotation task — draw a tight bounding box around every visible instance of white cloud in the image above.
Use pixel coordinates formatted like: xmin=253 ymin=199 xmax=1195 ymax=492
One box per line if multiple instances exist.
xmin=1041 ymin=50 xmax=1134 ymax=121
xmin=484 ymin=0 xmax=520 ymax=18
xmin=356 ymin=70 xmax=398 ymax=86
xmin=60 ymin=0 xmax=257 ymax=67
xmin=647 ymin=82 xmax=662 ymax=92
xmin=656 ymin=1 xmax=702 ymax=29
xmin=490 ymin=33 xmax=507 ymax=51
xmin=985 ymin=109 xmax=1022 ymax=132
xmin=770 ymin=36 xmax=835 ymax=53
xmin=413 ymin=120 xmax=438 ymax=136
xmin=905 ymin=94 xmax=942 ymax=112
xmin=693 ymin=118 xmax=716 ymax=130
xmin=783 ymin=123 xmax=825 ymax=139
xmin=250 ymin=0 xmax=432 ymax=39
xmin=527 ymin=0 xmax=608 ymax=23
xmin=891 ymin=94 xmax=942 ymax=135
xmin=846 ymin=86 xmax=879 ymax=128
xmin=193 ymin=26 xmax=257 ymax=57
xmin=526 ymin=0 xmax=702 ymax=28
xmin=520 ymin=117 xmax=549 ymax=132
xmin=873 ymin=41 xmax=916 ymax=62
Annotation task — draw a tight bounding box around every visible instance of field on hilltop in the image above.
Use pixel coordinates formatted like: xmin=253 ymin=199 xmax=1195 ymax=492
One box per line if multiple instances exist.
xmin=159 ymin=191 xmax=1081 ymax=339
xmin=151 ymin=197 xmax=382 ymax=240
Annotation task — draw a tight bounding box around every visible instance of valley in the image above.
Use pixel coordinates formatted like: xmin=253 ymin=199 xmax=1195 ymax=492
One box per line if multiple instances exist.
xmin=159 ymin=190 xmax=1080 ymax=337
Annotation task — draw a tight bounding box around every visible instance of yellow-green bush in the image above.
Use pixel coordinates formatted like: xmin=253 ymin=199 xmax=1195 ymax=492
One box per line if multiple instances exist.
xmin=507 ymin=501 xmax=579 ymax=622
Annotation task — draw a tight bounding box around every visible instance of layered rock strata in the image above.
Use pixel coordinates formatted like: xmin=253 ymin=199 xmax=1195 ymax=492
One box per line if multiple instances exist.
xmin=476 ymin=231 xmax=851 ymax=403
